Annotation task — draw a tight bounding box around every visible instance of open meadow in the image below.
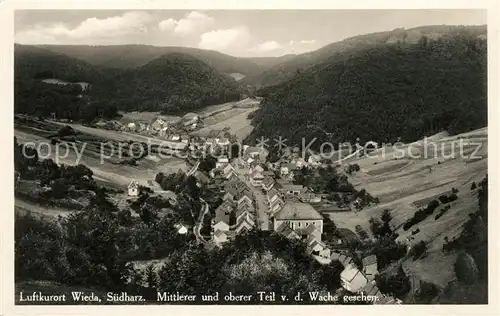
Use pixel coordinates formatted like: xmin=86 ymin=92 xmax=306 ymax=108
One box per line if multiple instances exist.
xmin=326 ymin=127 xmax=488 ymax=288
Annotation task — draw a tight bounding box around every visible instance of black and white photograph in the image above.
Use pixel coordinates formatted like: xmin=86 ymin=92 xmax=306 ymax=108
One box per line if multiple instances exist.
xmin=2 ymin=3 xmax=494 ymax=312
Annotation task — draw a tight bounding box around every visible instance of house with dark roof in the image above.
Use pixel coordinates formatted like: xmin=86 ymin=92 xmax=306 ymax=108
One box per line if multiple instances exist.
xmin=128 ymin=180 xmax=139 ymax=197
xmin=306 ymin=236 xmax=327 ymax=256
xmin=236 ymin=205 xmax=255 ymax=224
xmin=338 ymin=254 xmax=354 ymax=266
xmin=303 ymin=223 xmax=322 ymax=241
xmin=213 ymin=201 xmax=233 ymax=232
xmin=249 ymin=169 xmax=264 ymax=187
xmin=273 ymin=202 xmax=323 ymax=234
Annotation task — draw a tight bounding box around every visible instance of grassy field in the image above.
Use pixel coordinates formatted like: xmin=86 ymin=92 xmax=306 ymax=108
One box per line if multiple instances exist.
xmin=15 ymin=118 xmax=188 ymax=207
xmin=327 ymin=127 xmax=488 ymax=288
xmin=191 ymin=107 xmax=257 ymax=140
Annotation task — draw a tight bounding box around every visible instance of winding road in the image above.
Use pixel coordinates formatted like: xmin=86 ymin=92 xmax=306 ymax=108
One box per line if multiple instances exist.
xmin=194 ymin=198 xmax=210 ymax=244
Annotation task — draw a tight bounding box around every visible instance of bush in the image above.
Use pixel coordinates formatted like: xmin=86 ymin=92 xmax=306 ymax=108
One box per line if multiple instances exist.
xmin=435 ymin=205 xmax=451 ymax=220
xmin=375 ymin=264 xmax=411 ymax=299
xmin=452 ymin=187 xmax=459 ymax=194
xmin=57 ymin=125 xmax=76 ymax=138
xmin=403 ymin=199 xmax=441 ymax=231
xmin=415 ymin=281 xmax=439 ymax=303
xmin=470 ymin=182 xmax=477 ymax=190
xmin=410 ymin=241 xmax=427 ymax=260
xmin=438 ymin=195 xmax=449 ymax=204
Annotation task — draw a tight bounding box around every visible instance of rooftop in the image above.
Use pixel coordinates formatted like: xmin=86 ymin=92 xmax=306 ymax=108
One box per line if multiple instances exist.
xmin=214 ymin=230 xmax=227 ymax=238
xmin=215 ymin=202 xmax=233 ymax=224
xmin=362 ymin=255 xmax=378 ymax=266
xmin=274 ymin=202 xmax=323 ymax=221
xmin=340 ymin=266 xmax=364 ymax=282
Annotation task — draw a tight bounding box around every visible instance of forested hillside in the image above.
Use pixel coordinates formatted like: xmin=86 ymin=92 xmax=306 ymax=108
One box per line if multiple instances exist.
xmin=242 ymin=25 xmax=486 ymax=88
xmin=37 ymin=44 xmax=265 ymax=77
xmin=247 ymin=32 xmax=487 ymax=149
xmin=15 ymin=45 xmax=242 ymax=120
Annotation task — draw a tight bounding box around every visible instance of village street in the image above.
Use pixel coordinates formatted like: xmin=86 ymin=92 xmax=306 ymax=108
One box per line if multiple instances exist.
xmin=247 ymin=182 xmax=270 ymax=230
xmin=235 ymin=165 xmax=270 ymax=231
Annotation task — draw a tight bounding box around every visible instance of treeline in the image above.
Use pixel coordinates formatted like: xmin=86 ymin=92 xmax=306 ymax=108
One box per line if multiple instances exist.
xmin=248 ymin=32 xmax=487 ymax=149
xmin=14 ymin=46 xmax=242 ymax=121
xmin=16 ymin=210 xmax=355 ymax=302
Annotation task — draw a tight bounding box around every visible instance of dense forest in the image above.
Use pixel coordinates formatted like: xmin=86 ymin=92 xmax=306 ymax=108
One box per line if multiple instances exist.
xmin=14 ymin=45 xmax=242 ymax=120
xmin=241 ymin=25 xmax=486 ymax=88
xmin=37 ymin=44 xmax=266 ymax=76
xmin=247 ymin=31 xmax=487 ymax=149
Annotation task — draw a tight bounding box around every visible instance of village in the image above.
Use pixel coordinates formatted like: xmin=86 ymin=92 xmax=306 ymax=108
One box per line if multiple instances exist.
xmin=120 ymin=121 xmax=401 ymax=304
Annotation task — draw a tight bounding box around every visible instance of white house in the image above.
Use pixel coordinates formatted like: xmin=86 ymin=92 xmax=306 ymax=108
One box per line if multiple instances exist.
xmin=174 ymin=223 xmax=189 ymax=235
xmin=340 ymin=265 xmax=368 ymax=293
xmin=127 ymin=122 xmax=136 ymax=131
xmin=128 ymin=180 xmax=139 ymax=197
xmin=213 ymin=230 xmax=229 ymax=246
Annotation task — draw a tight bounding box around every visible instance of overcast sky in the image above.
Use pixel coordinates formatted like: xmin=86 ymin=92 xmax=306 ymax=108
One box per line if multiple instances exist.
xmin=15 ymin=10 xmax=486 ymax=57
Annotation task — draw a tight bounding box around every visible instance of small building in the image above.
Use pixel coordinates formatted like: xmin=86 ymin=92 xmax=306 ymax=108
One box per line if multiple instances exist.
xmin=262 ymin=176 xmax=275 ymax=192
xmin=174 ymin=223 xmax=189 ymax=235
xmin=234 ymin=217 xmax=254 ymax=235
xmin=276 ymin=223 xmax=301 ymax=240
xmin=213 ymin=201 xmax=233 ymax=232
xmin=213 ymin=230 xmax=229 ymax=245
xmin=362 ymin=255 xmax=379 ymax=281
xmin=127 ymin=122 xmax=137 ymax=131
xmin=223 ymin=164 xmax=238 ymax=180
xmin=128 ymin=180 xmax=139 ymax=197
xmin=216 ymin=156 xmax=230 ymax=169
xmin=340 ymin=265 xmax=368 ymax=293
xmin=237 ymin=192 xmax=253 ymax=207
xmin=150 ymin=117 xmax=165 ymax=131
xmin=249 ymin=170 xmax=264 ymax=187
xmin=338 ymin=254 xmax=354 ymax=267
xmin=279 ymin=183 xmax=306 ymax=197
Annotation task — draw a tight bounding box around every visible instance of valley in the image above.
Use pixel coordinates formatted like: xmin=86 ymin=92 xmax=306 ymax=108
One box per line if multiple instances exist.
xmin=12 ymin=21 xmax=488 ymax=306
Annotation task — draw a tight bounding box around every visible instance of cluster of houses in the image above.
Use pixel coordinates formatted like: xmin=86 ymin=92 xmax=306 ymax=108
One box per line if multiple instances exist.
xmin=333 ymin=252 xmax=402 ymax=304
xmin=211 ymin=178 xmax=257 ymax=246
xmin=226 ymin=146 xmax=400 ymax=304
xmin=121 ymin=113 xmax=201 ymax=136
